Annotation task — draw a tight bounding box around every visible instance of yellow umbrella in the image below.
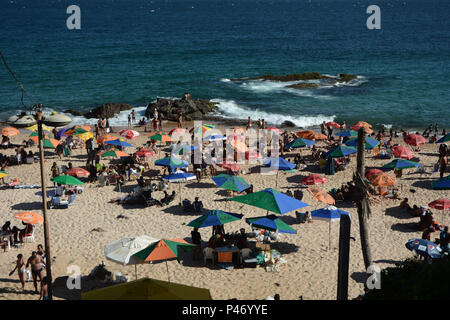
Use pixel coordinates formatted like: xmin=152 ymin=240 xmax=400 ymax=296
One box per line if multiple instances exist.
xmin=0 ymin=171 xmax=8 ymax=179
xmin=82 ymin=277 xmax=212 ymax=300
xmin=25 ymin=124 xmax=52 ymax=132
xmin=77 ymin=131 xmax=94 ymax=141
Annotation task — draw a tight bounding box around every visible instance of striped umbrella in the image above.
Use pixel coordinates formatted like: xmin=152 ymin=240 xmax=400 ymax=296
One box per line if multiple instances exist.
xmin=381 ymin=159 xmax=419 ymax=170
xmin=105 ymin=138 xmax=134 ymax=148
xmin=286 ymin=138 xmax=315 ymax=149
xmin=326 ymin=145 xmax=357 ymax=158
xmin=29 ymin=135 xmax=60 ymax=149
xmin=98 ymin=148 xmax=130 ymax=158
xmin=148 ymin=132 xmax=173 ymax=142
xmin=336 ymin=130 xmax=358 ymax=137
xmin=246 ymin=214 xmax=296 ymax=234
xmin=97 ymin=134 xmax=118 ymax=144
xmin=155 ymin=157 xmax=188 ymax=168
xmin=190 ymin=125 xmax=215 ymax=135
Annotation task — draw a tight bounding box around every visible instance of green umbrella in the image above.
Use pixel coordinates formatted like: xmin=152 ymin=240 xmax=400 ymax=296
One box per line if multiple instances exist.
xmin=246 ymin=214 xmax=296 ymax=234
xmin=381 ymin=159 xmax=419 ymax=170
xmin=211 ymin=174 xmax=251 ymax=192
xmin=187 ymin=210 xmax=243 ymax=228
xmin=51 ymin=175 xmax=84 ymax=185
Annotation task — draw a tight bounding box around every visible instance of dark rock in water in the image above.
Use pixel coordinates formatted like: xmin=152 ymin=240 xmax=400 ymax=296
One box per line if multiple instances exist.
xmin=286 ymin=83 xmax=319 ymax=89
xmin=146 ymin=97 xmax=218 ymax=121
xmin=337 ymin=73 xmax=358 ymax=82
xmin=281 ymin=120 xmax=296 ymax=127
xmin=84 ymin=103 xmax=134 ymax=119
xmin=64 ymin=109 xmax=84 ymax=117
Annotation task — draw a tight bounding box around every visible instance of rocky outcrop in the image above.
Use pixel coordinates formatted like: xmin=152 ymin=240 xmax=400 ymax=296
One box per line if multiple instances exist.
xmin=83 ymin=103 xmax=134 ymax=119
xmin=231 ymin=72 xmax=358 ymax=86
xmin=146 ymin=98 xmax=218 ymax=121
xmin=286 ymin=83 xmax=319 ymax=89
xmin=281 ymin=120 xmax=296 ymax=127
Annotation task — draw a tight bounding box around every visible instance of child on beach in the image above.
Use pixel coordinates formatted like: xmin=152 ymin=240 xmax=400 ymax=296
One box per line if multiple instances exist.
xmin=39 ymin=276 xmax=49 ymax=300
xmin=9 ymin=254 xmax=26 ymax=291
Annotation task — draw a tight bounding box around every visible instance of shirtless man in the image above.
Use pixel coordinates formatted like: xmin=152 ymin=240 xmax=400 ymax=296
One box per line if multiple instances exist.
xmin=26 ymin=251 xmax=46 ymax=293
xmin=9 ymin=254 xmax=26 ymax=291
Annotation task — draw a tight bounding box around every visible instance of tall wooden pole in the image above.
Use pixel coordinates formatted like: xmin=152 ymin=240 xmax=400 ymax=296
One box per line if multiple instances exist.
xmin=36 ymin=110 xmax=53 ymax=300
xmin=337 ymin=214 xmax=351 ymax=300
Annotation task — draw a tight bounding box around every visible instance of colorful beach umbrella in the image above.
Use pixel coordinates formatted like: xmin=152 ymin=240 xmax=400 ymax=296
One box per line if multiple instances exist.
xmin=296 ymin=130 xmax=327 ymax=140
xmin=98 ymin=148 xmax=130 ymax=158
xmin=286 ymin=138 xmax=316 ymax=149
xmin=369 ymin=173 xmax=396 ymax=187
xmin=218 ymin=162 xmax=240 ymax=172
xmin=134 ymin=149 xmax=155 ymax=158
xmin=66 ymin=167 xmax=90 ymax=178
xmin=105 ymin=138 xmax=134 ymax=148
xmin=436 ymin=133 xmax=450 ymax=144
xmin=105 ymin=236 xmax=160 ymax=266
xmin=51 ymin=174 xmax=84 ymax=185
xmin=404 ymin=134 xmax=426 ymax=146
xmin=148 ymin=132 xmax=173 ymax=142
xmin=351 ymin=125 xmax=373 ymax=134
xmin=155 ymin=157 xmax=188 ymax=168
xmin=391 ymin=145 xmax=414 ymax=160
xmin=405 ymin=239 xmax=443 ymax=260
xmin=97 ymin=134 xmax=118 ymax=144
xmin=14 ymin=211 xmax=43 ymax=225
xmin=263 ymin=157 xmax=296 ymax=171
xmin=301 ymin=174 xmax=327 ymax=185
xmin=431 ymin=175 xmax=450 ymax=190
xmin=325 ymin=145 xmax=357 ymax=158
xmin=352 ymin=121 xmax=372 ymax=129
xmin=0 ymin=171 xmax=8 ymax=179
xmin=119 ymin=129 xmax=139 ymax=140
xmin=77 ymin=131 xmax=94 ymax=141
xmin=0 ymin=127 xmax=20 ymax=136
xmin=246 ymin=214 xmax=296 ymax=234
xmin=25 ymin=124 xmax=52 ymax=132
xmin=82 ymin=277 xmax=212 ymax=300
xmin=230 ymin=188 xmax=309 ymax=215
xmin=162 ymin=172 xmax=196 ymax=183
xmin=169 ymin=128 xmax=188 ymax=137
xmin=190 ymin=125 xmax=215 ymax=135
xmin=381 ymin=159 xmax=419 ymax=170
xmin=308 ymin=187 xmax=335 ymax=205
xmin=336 ymin=130 xmax=358 ymax=137
xmin=29 ymin=135 xmax=60 ymax=149
xmin=203 ymin=134 xmax=227 ymax=142
xmin=171 ymin=144 xmax=198 ymax=155
xmin=187 ymin=210 xmax=243 ymax=229
xmin=345 ymin=137 xmax=380 ymax=150
xmin=133 ymin=239 xmax=195 ymax=263
xmin=211 ymin=174 xmax=250 ymax=192
xmin=266 ymin=127 xmax=282 ymax=133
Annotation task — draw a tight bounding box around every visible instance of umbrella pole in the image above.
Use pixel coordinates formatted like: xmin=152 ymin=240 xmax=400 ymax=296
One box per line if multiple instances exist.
xmin=329 ymin=219 xmax=331 ymax=250
xmin=179 ymin=182 xmax=181 ymax=206
xmin=166 ymin=261 xmax=170 ymax=282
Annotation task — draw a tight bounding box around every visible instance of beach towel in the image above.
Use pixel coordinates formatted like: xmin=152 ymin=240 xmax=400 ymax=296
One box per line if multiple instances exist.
xmin=12 ymin=185 xmax=40 ymax=189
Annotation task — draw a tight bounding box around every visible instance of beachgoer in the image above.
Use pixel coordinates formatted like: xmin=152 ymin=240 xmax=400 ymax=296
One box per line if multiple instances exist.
xmin=191 ymin=228 xmax=202 ymax=260
xmin=9 ymin=254 xmax=26 ymax=291
xmin=40 ymin=276 xmax=49 ymax=300
xmin=193 ymin=197 xmax=203 ymax=212
xmin=26 ymin=251 xmax=45 ymax=293
xmin=50 ymin=162 xmax=60 ymax=187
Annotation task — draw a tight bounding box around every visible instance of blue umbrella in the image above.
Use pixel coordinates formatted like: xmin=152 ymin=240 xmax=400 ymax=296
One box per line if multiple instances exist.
xmin=203 ymin=135 xmax=227 ymax=142
xmin=345 ymin=137 xmax=380 ymax=150
xmin=155 ymin=157 xmax=189 ymax=168
xmin=187 ymin=210 xmax=243 ymax=228
xmin=311 ymin=205 xmax=350 ymax=249
xmin=263 ymin=157 xmax=296 ymax=171
xmin=336 ymin=130 xmax=358 ymax=137
xmin=286 ymin=138 xmax=315 ymax=149
xmin=405 ymin=239 xmax=443 ymax=260
xmin=171 ymin=144 xmax=198 ymax=155
xmin=381 ymin=159 xmax=419 ymax=170
xmin=105 ymin=139 xmax=134 ymax=148
xmin=431 ymin=175 xmax=450 ymax=190
xmin=246 ymin=214 xmax=296 ymax=234
xmin=56 ymin=128 xmax=70 ymax=139
xmin=436 ymin=133 xmax=450 ymax=144
xmin=211 ymin=174 xmax=251 ymax=193
xmin=162 ymin=172 xmax=196 ymax=182
xmin=325 ymin=145 xmax=357 ymax=158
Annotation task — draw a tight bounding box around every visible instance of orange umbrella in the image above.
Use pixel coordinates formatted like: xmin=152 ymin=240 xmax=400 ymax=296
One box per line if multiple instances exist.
xmin=0 ymin=127 xmax=20 ymax=136
xmin=369 ymin=172 xmax=396 ymax=186
xmin=133 ymin=239 xmax=195 ymax=263
xmin=148 ymin=132 xmax=173 ymax=142
xmin=351 ymin=124 xmax=374 ymax=134
xmin=29 ymin=135 xmax=60 ymax=148
xmin=352 ymin=121 xmax=372 ymax=128
xmin=308 ymin=187 xmax=335 ymax=205
xmin=97 ymin=134 xmax=118 ymax=144
xmin=14 ymin=211 xmax=43 ymax=225
xmin=296 ymin=130 xmax=327 ymax=140
xmin=67 ymin=167 xmax=90 ymax=178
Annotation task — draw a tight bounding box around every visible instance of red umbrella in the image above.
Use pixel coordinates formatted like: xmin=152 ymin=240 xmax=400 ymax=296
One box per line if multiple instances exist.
xmin=66 ymin=167 xmax=90 ymax=178
xmin=325 ymin=121 xmax=341 ymax=129
xmin=428 ymin=199 xmax=450 ymax=211
xmin=391 ymin=145 xmax=414 ymax=160
xmin=134 ymin=149 xmax=155 ymax=157
xmin=266 ymin=127 xmax=282 ymax=133
xmin=404 ymin=134 xmax=426 ymax=146
xmin=301 ymin=174 xmax=327 ymax=185
xmin=218 ymin=162 xmax=240 ymax=172
xmin=245 ymin=150 xmax=262 ymax=160
xmin=365 ymin=169 xmax=384 ymax=179
xmin=119 ymin=129 xmax=140 ymax=140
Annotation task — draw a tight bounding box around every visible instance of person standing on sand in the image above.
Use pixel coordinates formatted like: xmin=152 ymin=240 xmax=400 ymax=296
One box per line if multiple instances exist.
xmin=439 ymin=153 xmax=447 ymax=178
xmin=26 ymin=251 xmax=46 ymax=293
xmin=40 ymin=276 xmax=49 ymax=300
xmin=177 ymin=110 xmax=183 ymax=128
xmin=9 ymin=254 xmax=26 ymax=291
xmin=246 ymin=116 xmax=252 ymax=130
xmin=131 ymin=110 xmax=136 ymax=124
xmin=128 ymin=114 xmax=132 ymax=128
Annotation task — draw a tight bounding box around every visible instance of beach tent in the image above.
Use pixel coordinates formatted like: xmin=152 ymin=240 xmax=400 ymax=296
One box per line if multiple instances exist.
xmin=82 ymin=277 xmax=212 ymax=300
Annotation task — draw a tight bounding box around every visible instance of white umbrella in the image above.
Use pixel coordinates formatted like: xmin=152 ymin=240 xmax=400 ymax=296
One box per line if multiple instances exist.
xmin=105 ymin=235 xmax=159 ymax=279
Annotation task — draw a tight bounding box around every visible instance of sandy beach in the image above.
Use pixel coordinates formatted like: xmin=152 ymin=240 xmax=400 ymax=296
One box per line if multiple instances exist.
xmin=0 ymin=120 xmax=448 ymax=300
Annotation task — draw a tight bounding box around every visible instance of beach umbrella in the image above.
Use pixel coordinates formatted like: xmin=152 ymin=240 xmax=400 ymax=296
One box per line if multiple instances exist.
xmin=169 ymin=128 xmax=188 ymax=137
xmin=211 ymin=174 xmax=250 ymax=192
xmin=391 ymin=145 xmax=414 ymax=160
xmin=301 ymin=174 xmax=327 ymax=185
xmin=0 ymin=171 xmax=8 ymax=179
xmin=311 ymin=205 xmax=350 ymax=249
xmin=369 ymin=173 xmax=396 ymax=187
xmin=29 ymin=135 xmax=60 ymax=149
xmin=187 ymin=210 xmax=243 ymax=229
xmin=148 ymin=132 xmax=173 ymax=142
xmin=436 ymin=133 xmax=450 ymax=144
xmin=97 ymin=134 xmax=118 ymax=144
xmin=266 ymin=127 xmax=282 ymax=133
xmin=286 ymin=138 xmax=315 ymax=149
xmin=25 ymin=124 xmax=52 ymax=132
xmin=263 ymin=157 xmax=296 ymax=171
xmin=98 ymin=148 xmax=130 ymax=158
xmin=66 ymin=167 xmax=90 ymax=178
xmin=336 ymin=130 xmax=358 ymax=137
xmin=325 ymin=145 xmax=357 ymax=158
xmin=345 ymin=137 xmax=380 ymax=150
xmin=351 ymin=125 xmax=373 ymax=134
xmin=230 ymin=188 xmax=309 ymax=215
xmin=431 ymin=175 xmax=450 ymax=190
xmin=51 ymin=174 xmax=84 ymax=185
xmin=105 ymin=138 xmax=134 ymax=148
xmin=232 ymin=127 xmax=247 ymax=135
xmin=14 ymin=211 xmax=43 ymax=225
xmin=0 ymin=127 xmax=20 ymax=136
xmin=105 ymin=235 xmax=159 ymax=279
xmin=246 ymin=214 xmax=296 ymax=234
xmin=404 ymin=134 xmax=426 ymax=146
xmin=155 ymin=157 xmax=188 ymax=169
xmin=134 ymin=149 xmax=155 ymax=158
xmin=245 ymin=150 xmax=262 ymax=160
xmin=133 ymin=239 xmax=196 ymax=282
xmin=405 ymin=239 xmax=443 ymax=260
xmin=203 ymin=134 xmax=226 ymax=142
xmin=190 ymin=124 xmax=215 ymax=135
xmin=381 ymin=159 xmax=419 ymax=170
xmin=365 ymin=169 xmax=384 ymax=180
xmin=119 ymin=129 xmax=140 ymax=140
xmin=82 ymin=277 xmax=212 ymax=300
xmin=428 ymin=199 xmax=450 ymax=223
xmin=77 ymin=131 xmax=94 ymax=141
xmin=352 ymin=121 xmax=372 ymax=129
xmin=325 ymin=121 xmax=341 ymax=128
xmin=308 ymin=187 xmax=335 ymax=205
xmin=218 ymin=162 xmax=240 ymax=172
xmin=171 ymin=144 xmax=198 ymax=155
xmin=296 ymin=130 xmax=327 ymax=140
xmin=162 ymin=172 xmax=196 ymax=205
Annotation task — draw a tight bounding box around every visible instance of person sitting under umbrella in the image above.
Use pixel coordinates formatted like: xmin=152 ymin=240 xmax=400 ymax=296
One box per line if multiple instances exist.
xmin=193 ymin=197 xmax=203 ymax=212
xmin=11 ymin=222 xmax=33 ymax=244
xmin=236 ymin=228 xmax=248 ymax=249
xmin=191 ymin=228 xmax=202 ymax=260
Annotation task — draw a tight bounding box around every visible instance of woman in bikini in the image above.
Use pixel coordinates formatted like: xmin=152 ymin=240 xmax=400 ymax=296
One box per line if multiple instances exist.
xmin=9 ymin=254 xmax=26 ymax=291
